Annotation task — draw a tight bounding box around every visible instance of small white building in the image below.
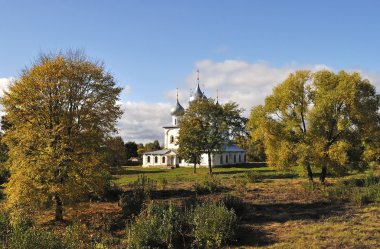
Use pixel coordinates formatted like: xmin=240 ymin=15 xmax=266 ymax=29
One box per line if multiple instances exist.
xmin=142 ymin=74 xmax=246 ymax=168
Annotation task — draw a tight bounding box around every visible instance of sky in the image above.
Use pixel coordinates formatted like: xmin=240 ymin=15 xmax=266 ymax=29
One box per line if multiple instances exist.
xmin=1 ymin=0 xmax=380 ymax=143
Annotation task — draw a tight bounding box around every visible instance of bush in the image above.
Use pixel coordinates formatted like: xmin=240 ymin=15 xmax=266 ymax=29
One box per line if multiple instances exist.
xmin=128 ymin=174 xmax=156 ymax=192
xmin=157 ymin=177 xmax=168 ymax=190
xmin=191 ymin=203 xmax=237 ymax=249
xmin=119 ymin=188 xmax=148 ymax=218
xmin=218 ymin=195 xmax=246 ymax=217
xmin=193 ymin=177 xmax=222 ymax=194
xmin=126 ymin=202 xmax=187 ymax=249
xmin=120 ymin=175 xmax=156 ymax=218
xmin=245 ymin=170 xmax=263 ymax=183
xmin=8 ymin=227 xmax=66 ymax=249
xmin=324 ymin=174 xmax=380 ymax=205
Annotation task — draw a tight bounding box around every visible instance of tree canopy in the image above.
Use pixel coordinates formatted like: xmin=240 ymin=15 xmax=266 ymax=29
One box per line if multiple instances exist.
xmin=248 ymin=70 xmax=380 ymax=182
xmin=178 ymin=99 xmax=246 ymax=174
xmin=1 ymin=52 xmax=122 ymax=221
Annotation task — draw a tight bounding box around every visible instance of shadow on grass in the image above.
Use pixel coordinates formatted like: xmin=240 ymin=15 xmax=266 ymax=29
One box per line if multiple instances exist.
xmin=234 ymin=225 xmax=277 ymax=247
xmin=214 ymin=169 xmax=298 ymax=179
xmin=217 ymin=162 xmax=267 ymax=169
xmin=233 ymin=200 xmax=347 ymax=247
xmin=110 ymin=167 xmax=168 ymax=175
xmin=247 ymin=201 xmax=346 ymax=224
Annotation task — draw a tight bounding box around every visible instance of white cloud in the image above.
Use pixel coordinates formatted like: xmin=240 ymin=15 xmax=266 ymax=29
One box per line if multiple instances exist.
xmin=117 ymin=101 xmax=171 ymax=144
xmin=176 ymin=60 xmax=331 ymax=115
xmin=121 ymin=60 xmax=380 ymax=143
xmin=0 ymin=77 xmax=13 ymax=97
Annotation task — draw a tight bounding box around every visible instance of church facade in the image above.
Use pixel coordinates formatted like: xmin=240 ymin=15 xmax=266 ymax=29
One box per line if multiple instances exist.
xmin=142 ymin=75 xmax=246 ymax=168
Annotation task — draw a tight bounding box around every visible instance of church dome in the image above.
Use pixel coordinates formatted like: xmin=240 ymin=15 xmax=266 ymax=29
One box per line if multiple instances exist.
xmin=170 ymin=99 xmax=185 ymax=116
xmin=189 ymin=83 xmax=207 ymax=103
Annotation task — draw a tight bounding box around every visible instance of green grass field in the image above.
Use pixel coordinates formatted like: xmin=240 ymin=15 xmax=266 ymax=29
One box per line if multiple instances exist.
xmin=2 ymin=163 xmax=379 ymax=248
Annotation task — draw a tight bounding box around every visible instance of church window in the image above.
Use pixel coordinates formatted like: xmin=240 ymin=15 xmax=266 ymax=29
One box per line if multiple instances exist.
xmin=147 ymin=156 xmax=151 ymax=163
xmin=154 ymin=156 xmax=158 ymax=163
xmin=162 ymin=157 xmax=166 ymax=163
xmin=234 ymin=155 xmax=236 ymax=163
xmin=226 ymin=155 xmax=229 ymax=163
xmin=174 ymin=118 xmax=177 ymax=125
xmin=170 ymin=135 xmax=174 ymax=144
xmin=220 ymin=156 xmax=223 ymax=164
xmin=239 ymin=154 xmax=241 ymax=162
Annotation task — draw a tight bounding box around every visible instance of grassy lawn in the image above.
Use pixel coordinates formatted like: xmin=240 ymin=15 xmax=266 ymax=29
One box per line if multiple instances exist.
xmin=111 ymin=162 xmax=297 ymax=186
xmin=2 ymin=163 xmax=379 ymax=248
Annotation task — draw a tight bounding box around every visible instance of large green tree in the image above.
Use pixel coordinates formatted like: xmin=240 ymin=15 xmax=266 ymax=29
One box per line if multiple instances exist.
xmin=178 ymin=99 xmax=246 ymax=174
xmin=104 ymin=136 xmax=128 ymax=167
xmin=248 ymin=70 xmax=380 ymax=183
xmin=1 ymin=52 xmax=122 ymax=221
xmin=125 ymin=141 xmax=138 ymax=159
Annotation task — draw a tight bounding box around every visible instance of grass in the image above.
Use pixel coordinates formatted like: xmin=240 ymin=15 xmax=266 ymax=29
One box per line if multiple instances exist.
xmin=1 ymin=163 xmax=379 ymax=248
xmin=111 ymin=162 xmax=296 ymax=187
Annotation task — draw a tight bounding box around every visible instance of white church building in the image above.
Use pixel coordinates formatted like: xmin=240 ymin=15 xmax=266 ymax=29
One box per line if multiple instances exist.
xmin=142 ymin=74 xmax=246 ymax=168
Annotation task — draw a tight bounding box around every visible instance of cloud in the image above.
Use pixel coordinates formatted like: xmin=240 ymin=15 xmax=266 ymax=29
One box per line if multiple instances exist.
xmin=0 ymin=77 xmax=14 ymax=97
xmin=124 ymin=60 xmax=380 ymax=143
xmin=175 ymin=60 xmax=331 ymax=115
xmin=117 ymin=101 xmax=171 ymax=144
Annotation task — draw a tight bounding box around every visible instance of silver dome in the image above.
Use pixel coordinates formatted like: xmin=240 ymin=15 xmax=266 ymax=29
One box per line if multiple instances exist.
xmin=189 ymin=83 xmax=207 ymax=103
xmin=170 ymin=99 xmax=185 ymax=116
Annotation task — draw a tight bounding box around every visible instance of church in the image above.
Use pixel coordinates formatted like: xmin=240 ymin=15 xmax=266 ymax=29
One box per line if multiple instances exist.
xmin=142 ymin=72 xmax=246 ymax=168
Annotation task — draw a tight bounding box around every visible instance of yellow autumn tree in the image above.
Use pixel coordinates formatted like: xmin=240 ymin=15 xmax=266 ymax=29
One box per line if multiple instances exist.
xmin=1 ymin=52 xmax=122 ymax=221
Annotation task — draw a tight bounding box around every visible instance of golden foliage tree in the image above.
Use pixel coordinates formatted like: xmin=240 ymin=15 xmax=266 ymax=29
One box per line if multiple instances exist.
xmin=1 ymin=52 xmax=122 ymax=221
xmin=248 ymin=70 xmax=380 ymax=183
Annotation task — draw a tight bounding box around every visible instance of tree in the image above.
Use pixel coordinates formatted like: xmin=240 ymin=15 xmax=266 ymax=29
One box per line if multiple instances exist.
xmin=178 ymin=99 xmax=246 ymax=174
xmin=1 ymin=52 xmax=122 ymax=221
xmin=248 ymin=70 xmax=380 ymax=183
xmin=125 ymin=141 xmax=138 ymax=159
xmin=104 ymin=136 xmax=128 ymax=167
xmin=144 ymin=140 xmax=161 ymax=152
xmin=177 ymin=112 xmax=204 ymax=173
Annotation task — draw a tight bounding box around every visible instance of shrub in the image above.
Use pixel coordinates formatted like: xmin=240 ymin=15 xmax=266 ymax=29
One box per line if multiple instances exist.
xmin=119 ymin=188 xmax=148 ymax=218
xmin=126 ymin=202 xmax=187 ymax=249
xmin=191 ymin=202 xmax=237 ymax=249
xmin=120 ymin=175 xmax=156 ymax=218
xmin=324 ymin=174 xmax=380 ymax=205
xmin=129 ymin=174 xmax=156 ymax=192
xmin=8 ymin=227 xmax=66 ymax=249
xmin=218 ymin=195 xmax=246 ymax=217
xmin=245 ymin=170 xmax=263 ymax=183
xmin=193 ymin=177 xmax=222 ymax=194
xmin=157 ymin=177 xmax=168 ymax=190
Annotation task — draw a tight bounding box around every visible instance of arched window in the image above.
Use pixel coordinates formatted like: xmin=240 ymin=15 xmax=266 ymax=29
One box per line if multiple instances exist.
xmin=234 ymin=155 xmax=236 ymax=163
xmin=226 ymin=155 xmax=229 ymax=163
xmin=239 ymin=154 xmax=241 ymax=162
xmin=170 ymin=135 xmax=174 ymax=144
xmin=154 ymin=156 xmax=158 ymax=163
xmin=147 ymin=156 xmax=151 ymax=163
xmin=174 ymin=118 xmax=177 ymax=125
xmin=220 ymin=156 xmax=223 ymax=164
xmin=162 ymin=157 xmax=166 ymax=163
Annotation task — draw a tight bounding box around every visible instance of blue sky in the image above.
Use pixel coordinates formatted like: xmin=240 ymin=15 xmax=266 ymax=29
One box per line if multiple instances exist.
xmin=1 ymin=0 xmax=380 ymax=142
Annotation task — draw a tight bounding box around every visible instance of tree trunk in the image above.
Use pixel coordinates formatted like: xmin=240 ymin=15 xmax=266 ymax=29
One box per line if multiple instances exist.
xmin=54 ymin=194 xmax=63 ymax=221
xmin=193 ymin=162 xmax=197 ymax=174
xmin=319 ymin=165 xmax=327 ymax=184
xmin=306 ymin=162 xmax=313 ymax=182
xmin=207 ymin=152 xmax=212 ymax=175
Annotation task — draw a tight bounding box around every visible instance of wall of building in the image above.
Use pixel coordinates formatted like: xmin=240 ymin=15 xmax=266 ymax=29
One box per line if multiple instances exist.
xmin=164 ymin=128 xmax=179 ymax=149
